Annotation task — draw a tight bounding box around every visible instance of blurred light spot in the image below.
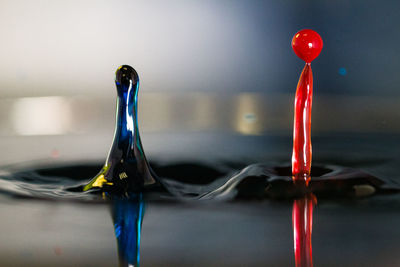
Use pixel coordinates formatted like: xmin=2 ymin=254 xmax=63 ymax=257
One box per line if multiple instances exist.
xmin=51 ymin=149 xmax=60 ymax=158
xmin=140 ymin=93 xmax=173 ymax=131
xmin=338 ymin=67 xmax=347 ymax=76
xmin=11 ymin=96 xmax=72 ymax=135
xmin=192 ymin=94 xmax=217 ymax=130
xmin=244 ymin=113 xmax=257 ymax=123
xmin=19 ymin=250 xmax=33 ymax=258
xmin=234 ymin=93 xmax=263 ymax=135
xmin=54 ymin=247 xmax=62 ymax=256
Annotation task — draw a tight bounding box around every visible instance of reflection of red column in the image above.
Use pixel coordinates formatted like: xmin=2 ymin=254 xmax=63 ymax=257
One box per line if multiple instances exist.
xmin=292 ymin=194 xmax=316 ymax=267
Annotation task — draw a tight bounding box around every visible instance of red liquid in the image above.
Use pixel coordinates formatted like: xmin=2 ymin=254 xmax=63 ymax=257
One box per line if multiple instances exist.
xmin=292 ymin=63 xmax=313 ymax=182
xmin=292 ymin=194 xmax=316 ymax=267
xmin=291 ymin=29 xmax=322 ymax=182
xmin=292 ymin=29 xmax=323 ymax=64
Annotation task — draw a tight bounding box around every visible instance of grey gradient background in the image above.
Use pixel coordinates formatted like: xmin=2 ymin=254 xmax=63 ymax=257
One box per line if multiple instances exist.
xmin=0 ymin=0 xmax=398 ymax=97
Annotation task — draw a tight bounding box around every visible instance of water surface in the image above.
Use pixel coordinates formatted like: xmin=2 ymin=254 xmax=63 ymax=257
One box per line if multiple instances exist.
xmin=0 ymin=133 xmax=399 ymax=266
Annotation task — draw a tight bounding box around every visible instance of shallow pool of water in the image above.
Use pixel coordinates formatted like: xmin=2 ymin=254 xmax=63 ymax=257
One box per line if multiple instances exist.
xmin=0 ymin=133 xmax=399 ymax=266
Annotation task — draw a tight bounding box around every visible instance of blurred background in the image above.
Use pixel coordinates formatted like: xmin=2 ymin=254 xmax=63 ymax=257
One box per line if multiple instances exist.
xmin=0 ymin=0 xmax=399 ymax=164
xmin=1 ymin=2 xmax=400 ymax=266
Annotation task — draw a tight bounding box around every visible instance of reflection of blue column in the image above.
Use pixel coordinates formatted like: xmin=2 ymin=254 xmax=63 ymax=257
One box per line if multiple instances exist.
xmin=112 ymin=193 xmax=145 ymax=267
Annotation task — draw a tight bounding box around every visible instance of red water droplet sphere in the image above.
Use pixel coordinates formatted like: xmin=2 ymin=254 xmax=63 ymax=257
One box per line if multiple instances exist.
xmin=292 ymin=29 xmax=323 ymax=63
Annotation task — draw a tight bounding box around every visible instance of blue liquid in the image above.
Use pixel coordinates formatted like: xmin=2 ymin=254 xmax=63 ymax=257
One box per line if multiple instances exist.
xmin=112 ymin=193 xmax=144 ymax=267
xmin=84 ymin=65 xmax=158 ymax=194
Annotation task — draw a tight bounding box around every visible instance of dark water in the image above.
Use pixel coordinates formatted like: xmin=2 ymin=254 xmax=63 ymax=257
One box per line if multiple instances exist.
xmin=0 ymin=156 xmax=398 ymax=267
xmin=2 ymin=161 xmax=398 ymax=201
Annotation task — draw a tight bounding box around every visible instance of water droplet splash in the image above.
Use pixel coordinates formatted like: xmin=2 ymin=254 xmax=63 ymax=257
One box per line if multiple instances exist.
xmin=292 ymin=29 xmax=323 ymax=64
xmin=1 ymin=161 xmax=398 ymax=201
xmin=0 ymin=63 xmax=397 ymax=202
xmin=291 ymin=29 xmax=323 ymax=183
xmin=83 ymin=65 xmax=160 ymax=194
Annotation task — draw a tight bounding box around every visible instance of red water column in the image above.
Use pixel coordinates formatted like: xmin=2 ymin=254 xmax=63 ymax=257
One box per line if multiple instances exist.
xmin=291 ymin=29 xmax=323 ymax=182
xmin=292 ymin=194 xmax=316 ymax=267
